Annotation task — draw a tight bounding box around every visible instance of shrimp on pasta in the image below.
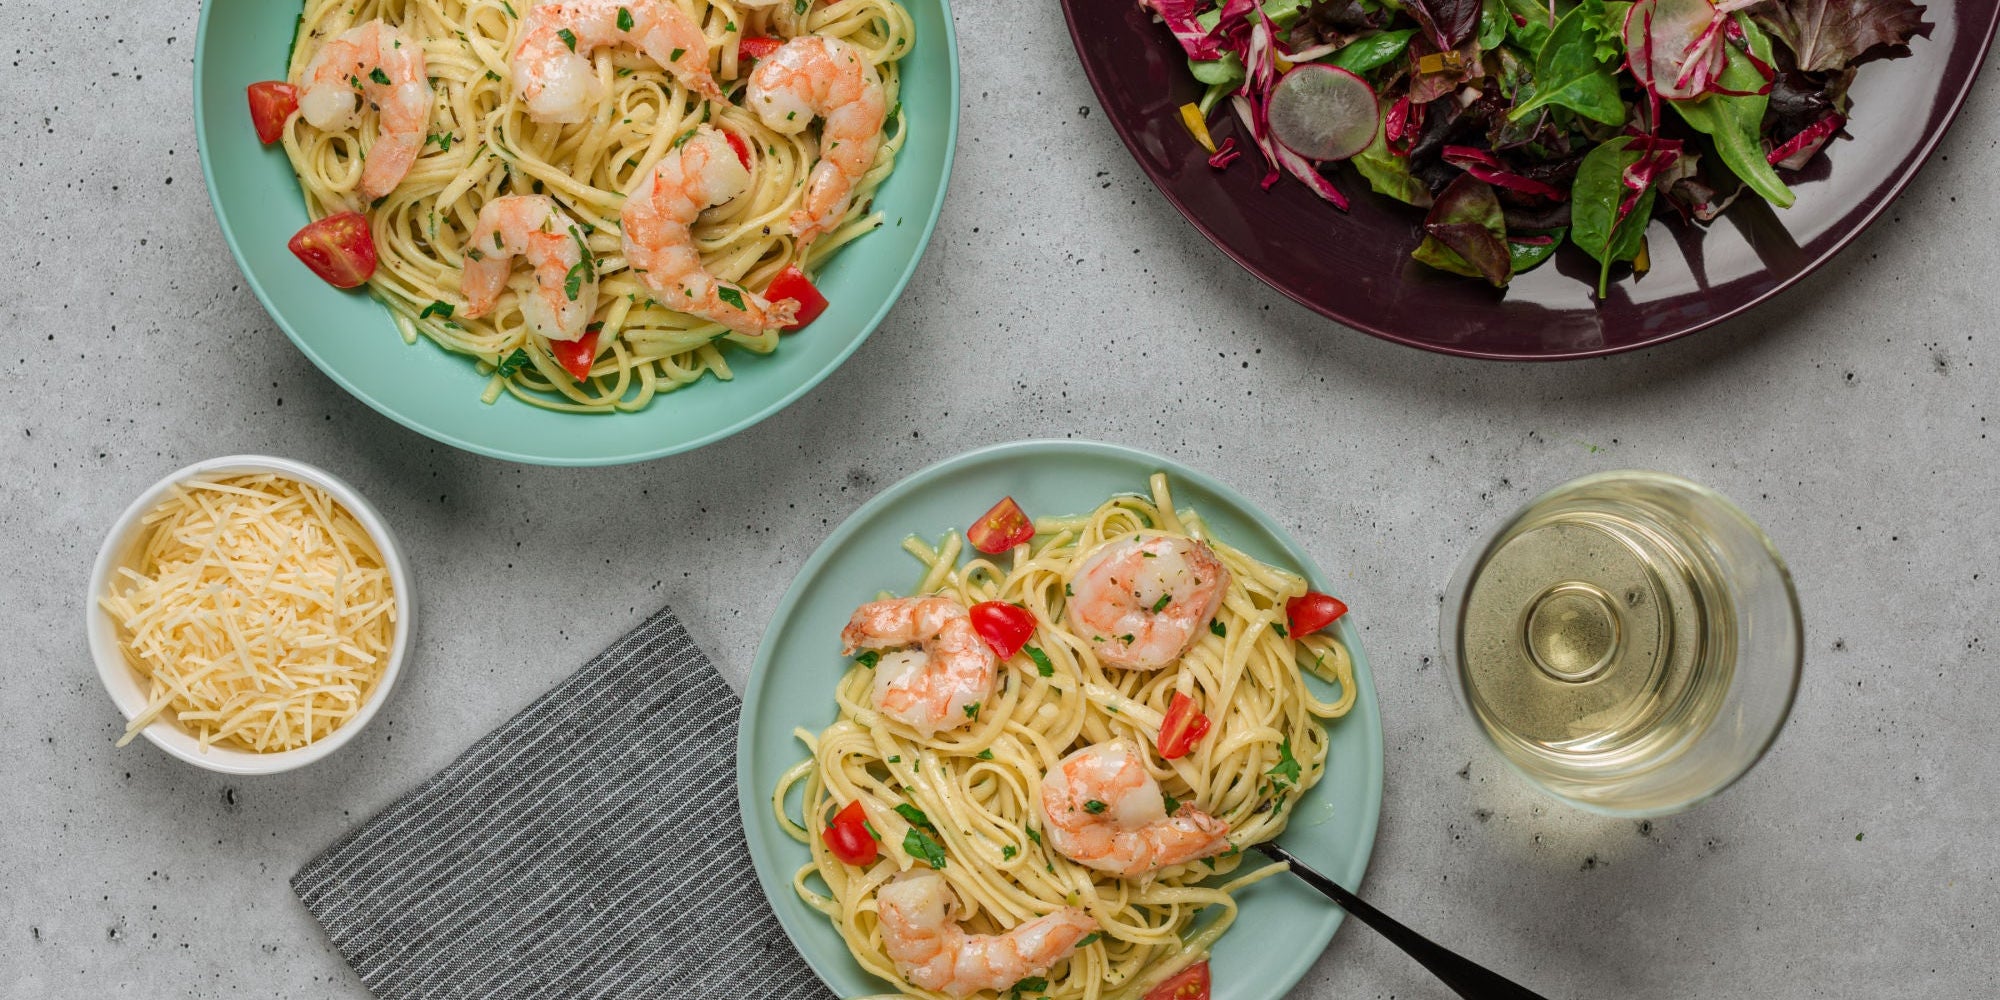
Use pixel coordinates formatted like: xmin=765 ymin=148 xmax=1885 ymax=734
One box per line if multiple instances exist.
xmin=298 ymin=19 xmax=432 ymax=202
xmin=746 ymin=36 xmax=888 ymax=246
xmin=513 ymin=0 xmax=723 ymax=122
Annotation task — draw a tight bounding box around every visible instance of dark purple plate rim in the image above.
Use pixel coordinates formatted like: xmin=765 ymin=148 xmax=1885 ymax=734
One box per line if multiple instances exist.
xmin=1061 ymin=0 xmax=1999 ymax=361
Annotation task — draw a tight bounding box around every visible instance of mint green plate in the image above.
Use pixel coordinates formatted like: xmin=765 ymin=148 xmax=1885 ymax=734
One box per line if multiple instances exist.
xmin=738 ymin=440 xmax=1384 ymax=1000
xmin=194 ymin=2 xmax=959 ymax=466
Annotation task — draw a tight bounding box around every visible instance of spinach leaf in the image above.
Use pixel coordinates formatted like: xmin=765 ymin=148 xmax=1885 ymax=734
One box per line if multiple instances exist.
xmin=1412 ymin=175 xmax=1513 ymax=287
xmin=1668 ymin=15 xmax=1796 ymax=208
xmin=1501 ymin=0 xmax=1556 ymax=52
xmin=1477 ymin=0 xmax=1510 ymax=50
xmin=1508 ymin=0 xmax=1626 ymax=125
xmin=1329 ymin=28 xmax=1419 ymax=73
xmin=1571 ymin=136 xmax=1658 ymax=297
xmin=1508 ymin=229 xmax=1566 ymax=273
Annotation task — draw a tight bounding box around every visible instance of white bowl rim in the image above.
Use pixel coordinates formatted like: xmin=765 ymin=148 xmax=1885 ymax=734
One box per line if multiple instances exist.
xmin=85 ymin=454 xmax=415 ymax=775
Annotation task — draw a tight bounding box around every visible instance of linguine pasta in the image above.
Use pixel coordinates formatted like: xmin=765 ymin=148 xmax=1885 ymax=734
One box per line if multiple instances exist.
xmin=281 ymin=0 xmax=912 ymax=411
xmin=776 ymin=474 xmax=1357 ymax=1000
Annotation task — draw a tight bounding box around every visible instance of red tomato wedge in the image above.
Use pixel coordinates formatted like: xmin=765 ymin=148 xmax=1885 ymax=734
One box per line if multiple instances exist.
xmin=821 ymin=800 xmax=879 ymax=865
xmin=722 ymin=129 xmax=752 ymax=170
xmin=552 ymin=323 xmax=603 ymax=381
xmin=765 ymin=264 xmax=829 ymax=331
xmin=739 ymin=35 xmax=783 ymax=59
xmin=1145 ymin=961 xmax=1210 ymax=1000
xmin=1156 ymin=692 xmax=1211 ymax=760
xmin=1285 ymin=592 xmax=1348 ymax=637
xmin=287 ymin=213 xmax=377 ymax=289
xmin=969 ymin=602 xmax=1036 ymax=660
xmin=247 ymin=81 xmax=299 ymax=145
xmin=968 ymin=497 xmax=1034 ymax=554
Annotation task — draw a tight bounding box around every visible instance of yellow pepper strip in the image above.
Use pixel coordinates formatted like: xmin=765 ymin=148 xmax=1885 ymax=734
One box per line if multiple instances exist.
xmin=1179 ymin=102 xmax=1217 ymax=154
xmin=1634 ymin=237 xmax=1652 ymax=276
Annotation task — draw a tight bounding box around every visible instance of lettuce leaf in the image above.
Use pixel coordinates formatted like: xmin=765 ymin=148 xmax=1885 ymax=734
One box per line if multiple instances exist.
xmin=1752 ymin=0 xmax=1933 ymax=73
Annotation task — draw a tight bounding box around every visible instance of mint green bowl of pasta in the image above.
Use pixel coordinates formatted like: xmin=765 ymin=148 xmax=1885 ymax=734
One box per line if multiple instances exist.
xmin=194 ymin=1 xmax=958 ymax=466
xmin=739 ymin=440 xmax=1385 ymax=1000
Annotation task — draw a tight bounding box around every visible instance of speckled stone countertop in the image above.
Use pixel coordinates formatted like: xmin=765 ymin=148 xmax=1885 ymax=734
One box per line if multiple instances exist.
xmin=3 ymin=1 xmax=1996 ymax=997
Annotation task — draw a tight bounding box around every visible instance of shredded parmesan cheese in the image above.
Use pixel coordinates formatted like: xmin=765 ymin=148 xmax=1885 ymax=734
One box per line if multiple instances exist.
xmin=99 ymin=473 xmax=397 ymax=753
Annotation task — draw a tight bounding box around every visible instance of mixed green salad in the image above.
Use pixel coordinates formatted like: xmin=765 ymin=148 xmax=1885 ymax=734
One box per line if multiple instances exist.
xmin=1143 ymin=0 xmax=1931 ymax=294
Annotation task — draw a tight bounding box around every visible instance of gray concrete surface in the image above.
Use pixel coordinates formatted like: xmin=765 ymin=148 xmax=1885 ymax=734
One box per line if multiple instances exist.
xmin=4 ymin=1 xmax=1997 ymax=997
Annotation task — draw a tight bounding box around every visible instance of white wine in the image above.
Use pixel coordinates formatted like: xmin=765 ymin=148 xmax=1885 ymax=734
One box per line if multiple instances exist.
xmin=1443 ymin=472 xmax=1801 ymax=816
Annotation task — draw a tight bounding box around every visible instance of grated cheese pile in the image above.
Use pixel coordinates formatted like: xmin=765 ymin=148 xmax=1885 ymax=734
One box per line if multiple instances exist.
xmin=99 ymin=473 xmax=397 ymax=753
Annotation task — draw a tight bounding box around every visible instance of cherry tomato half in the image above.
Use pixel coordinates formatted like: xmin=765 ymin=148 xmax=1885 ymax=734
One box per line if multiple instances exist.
xmin=968 ymin=496 xmax=1034 ymax=554
xmin=1284 ymin=592 xmax=1349 ymax=637
xmin=247 ymin=81 xmax=299 ymax=145
xmin=969 ymin=601 xmax=1036 ymax=660
xmin=551 ymin=323 xmax=603 ymax=382
xmin=739 ymin=35 xmax=783 ymax=59
xmin=722 ymin=129 xmax=752 ymax=171
xmin=1144 ymin=960 xmax=1210 ymax=1000
xmin=1156 ymin=692 xmax=1211 ymax=760
xmin=765 ymin=264 xmax=829 ymax=332
xmin=287 ymin=212 xmax=377 ymax=289
xmin=821 ymin=800 xmax=879 ymax=866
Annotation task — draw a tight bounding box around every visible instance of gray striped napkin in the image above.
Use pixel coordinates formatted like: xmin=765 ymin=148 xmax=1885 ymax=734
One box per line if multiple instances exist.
xmin=293 ymin=606 xmax=837 ymax=1000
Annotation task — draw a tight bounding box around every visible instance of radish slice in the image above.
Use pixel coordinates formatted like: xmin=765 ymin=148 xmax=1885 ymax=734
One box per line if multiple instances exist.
xmin=1625 ymin=0 xmax=1722 ymax=101
xmin=1267 ymin=65 xmax=1379 ymax=162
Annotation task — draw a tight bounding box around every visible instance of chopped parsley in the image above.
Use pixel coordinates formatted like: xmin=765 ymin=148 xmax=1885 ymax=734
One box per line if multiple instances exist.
xmin=1209 ymin=619 xmax=1226 ymax=637
xmin=895 ymin=803 xmax=933 ymax=829
xmin=500 ymin=0 xmax=517 ymax=15
xmin=418 ymin=300 xmax=454 ymax=320
xmin=1001 ymin=845 xmax=1018 ymax=860
xmin=964 ymin=701 xmax=981 ymax=720
xmin=1266 ymin=739 xmax=1301 ymax=790
xmin=1010 ymin=977 xmax=1049 ymax=1000
xmin=426 ymin=132 xmax=457 ymax=152
xmin=1118 ymin=634 xmax=1135 ymax=645
xmin=887 ymin=755 xmax=901 ymax=763
xmin=368 ymin=67 xmax=392 ymax=86
xmin=1162 ymin=793 xmax=1180 ymax=814
xmin=1025 ymin=827 xmax=1042 ymax=845
xmin=1077 ymin=932 xmax=1102 ymax=947
xmin=794 ymin=0 xmax=809 ymax=12
xmin=1083 ymin=800 xmax=1107 ymax=815
xmin=717 ymin=285 xmax=746 ymax=310
xmin=1026 ymin=646 xmax=1054 ymax=677
xmin=976 ymin=748 xmax=995 ymax=761
xmin=564 ymin=259 xmax=590 ymax=301
xmin=557 ymin=28 xmax=577 ymax=52
xmin=903 ymin=829 xmax=946 ymax=869
xmin=494 ymin=348 xmax=531 ymax=378
xmin=1272 ymin=621 xmax=1289 ymax=638
xmin=854 ymin=650 xmax=880 ymax=668
xmin=669 ymin=47 xmax=685 ymax=62
xmin=1150 ymin=593 xmax=1172 ymax=613
xmin=616 ymin=5 xmax=634 ymax=30
xmin=485 ymin=69 xmax=503 ymax=81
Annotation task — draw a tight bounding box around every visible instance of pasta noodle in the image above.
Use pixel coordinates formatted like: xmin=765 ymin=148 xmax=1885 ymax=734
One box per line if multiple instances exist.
xmin=777 ymin=474 xmax=1357 ymax=1000
xmin=282 ymin=0 xmax=912 ymax=411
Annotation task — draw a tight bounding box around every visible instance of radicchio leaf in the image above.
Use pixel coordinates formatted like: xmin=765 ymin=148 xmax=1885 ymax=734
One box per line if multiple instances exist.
xmin=1404 ymin=0 xmax=1483 ymax=51
xmin=1752 ymin=0 xmax=1933 ymax=73
xmin=1414 ymin=175 xmax=1513 ymax=287
xmin=1139 ymin=0 xmax=1228 ymax=60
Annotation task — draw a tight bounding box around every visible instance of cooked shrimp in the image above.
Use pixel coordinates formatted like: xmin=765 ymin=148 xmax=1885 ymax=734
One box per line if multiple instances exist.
xmin=1065 ymin=533 xmax=1230 ymax=671
xmin=298 ymin=20 xmax=433 ymax=202
xmin=460 ymin=195 xmax=597 ymax=342
xmin=1040 ymin=741 xmax=1230 ymax=877
xmin=840 ymin=597 xmax=997 ymax=737
xmin=745 ymin=36 xmax=888 ymax=246
xmin=512 ymin=0 xmax=722 ymax=124
xmin=621 ymin=126 xmax=799 ymax=335
xmin=876 ymin=870 xmax=1097 ymax=999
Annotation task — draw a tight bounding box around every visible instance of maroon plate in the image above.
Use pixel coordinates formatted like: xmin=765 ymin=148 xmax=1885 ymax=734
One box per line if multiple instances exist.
xmin=1061 ymin=1 xmax=1998 ymax=360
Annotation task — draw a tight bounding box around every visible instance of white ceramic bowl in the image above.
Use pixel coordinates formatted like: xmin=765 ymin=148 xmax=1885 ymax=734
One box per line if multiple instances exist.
xmin=85 ymin=455 xmax=415 ymax=775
